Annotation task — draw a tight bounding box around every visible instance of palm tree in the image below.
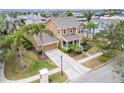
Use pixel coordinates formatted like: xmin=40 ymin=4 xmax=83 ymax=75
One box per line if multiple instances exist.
xmin=2 ymin=30 xmax=27 ymax=70
xmin=32 ymin=23 xmax=45 ymax=36
xmin=92 ymin=23 xmax=98 ymax=39
xmin=84 ymin=11 xmax=93 ymax=38
xmin=86 ymin=22 xmax=98 ymax=39
xmin=84 ymin=11 xmax=93 ymax=22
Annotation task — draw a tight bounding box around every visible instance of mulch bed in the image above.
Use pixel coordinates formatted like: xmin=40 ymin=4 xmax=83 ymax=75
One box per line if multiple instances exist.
xmin=28 ymin=47 xmax=48 ymax=60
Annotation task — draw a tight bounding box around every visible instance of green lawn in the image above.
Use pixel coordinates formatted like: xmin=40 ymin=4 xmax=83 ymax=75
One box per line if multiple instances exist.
xmin=49 ymin=72 xmax=67 ymax=83
xmin=72 ymin=54 xmax=87 ymax=61
xmin=30 ymin=72 xmax=68 ymax=83
xmin=82 ymin=55 xmax=112 ymax=68
xmin=87 ymin=47 xmax=101 ymax=55
xmin=4 ymin=49 xmax=56 ymax=80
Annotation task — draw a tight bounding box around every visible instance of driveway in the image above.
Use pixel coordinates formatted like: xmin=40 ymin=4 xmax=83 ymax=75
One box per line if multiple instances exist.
xmin=68 ymin=60 xmax=121 ymax=83
xmin=45 ymin=49 xmax=90 ymax=80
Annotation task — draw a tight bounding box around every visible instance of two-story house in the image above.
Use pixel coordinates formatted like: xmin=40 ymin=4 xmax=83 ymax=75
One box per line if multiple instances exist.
xmin=46 ymin=17 xmax=85 ymax=50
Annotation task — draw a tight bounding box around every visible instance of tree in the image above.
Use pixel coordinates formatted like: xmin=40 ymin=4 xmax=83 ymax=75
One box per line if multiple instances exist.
xmin=84 ymin=11 xmax=93 ymax=38
xmin=66 ymin=11 xmax=73 ymax=16
xmin=31 ymin=23 xmax=45 ymax=36
xmin=112 ymin=55 xmax=124 ymax=82
xmin=91 ymin=23 xmax=98 ymax=39
xmin=85 ymin=22 xmax=98 ymax=39
xmin=84 ymin=11 xmax=93 ymax=22
xmin=2 ymin=30 xmax=27 ymax=70
xmin=94 ymin=21 xmax=124 ymax=57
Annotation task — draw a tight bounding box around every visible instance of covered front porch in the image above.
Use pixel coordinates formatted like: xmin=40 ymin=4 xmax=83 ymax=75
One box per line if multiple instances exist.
xmin=61 ymin=35 xmax=82 ymax=50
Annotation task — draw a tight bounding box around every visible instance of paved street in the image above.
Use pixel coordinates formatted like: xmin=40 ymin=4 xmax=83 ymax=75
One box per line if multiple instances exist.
xmin=45 ymin=49 xmax=90 ymax=80
xmin=69 ymin=60 xmax=121 ymax=83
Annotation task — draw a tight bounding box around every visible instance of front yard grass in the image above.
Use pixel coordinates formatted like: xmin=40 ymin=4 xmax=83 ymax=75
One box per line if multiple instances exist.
xmin=49 ymin=72 xmax=67 ymax=83
xmin=4 ymin=49 xmax=56 ymax=80
xmin=82 ymin=55 xmax=112 ymax=68
xmin=72 ymin=54 xmax=87 ymax=61
xmin=87 ymin=47 xmax=101 ymax=55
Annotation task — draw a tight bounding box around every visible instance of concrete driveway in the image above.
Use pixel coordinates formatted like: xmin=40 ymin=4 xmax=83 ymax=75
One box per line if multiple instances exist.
xmin=45 ymin=49 xmax=90 ymax=80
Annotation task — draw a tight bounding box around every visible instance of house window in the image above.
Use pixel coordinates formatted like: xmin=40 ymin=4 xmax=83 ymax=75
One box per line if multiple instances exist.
xmin=79 ymin=27 xmax=83 ymax=34
xmin=70 ymin=28 xmax=73 ymax=34
xmin=81 ymin=30 xmax=83 ymax=34
xmin=63 ymin=29 xmax=66 ymax=35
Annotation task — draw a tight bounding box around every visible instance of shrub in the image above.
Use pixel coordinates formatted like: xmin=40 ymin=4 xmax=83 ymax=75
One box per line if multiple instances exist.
xmin=76 ymin=49 xmax=82 ymax=54
xmin=83 ymin=44 xmax=92 ymax=51
xmin=67 ymin=48 xmax=73 ymax=53
xmin=38 ymin=50 xmax=43 ymax=55
xmin=83 ymin=46 xmax=89 ymax=52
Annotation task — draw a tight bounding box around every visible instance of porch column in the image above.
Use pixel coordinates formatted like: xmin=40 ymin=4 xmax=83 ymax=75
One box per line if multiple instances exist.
xmin=66 ymin=41 xmax=68 ymax=49
xmin=61 ymin=39 xmax=63 ymax=48
xmin=73 ymin=41 xmax=75 ymax=45
xmin=78 ymin=39 xmax=81 ymax=47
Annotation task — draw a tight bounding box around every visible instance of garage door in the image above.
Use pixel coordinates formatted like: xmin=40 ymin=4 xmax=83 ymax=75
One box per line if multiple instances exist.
xmin=43 ymin=43 xmax=57 ymax=51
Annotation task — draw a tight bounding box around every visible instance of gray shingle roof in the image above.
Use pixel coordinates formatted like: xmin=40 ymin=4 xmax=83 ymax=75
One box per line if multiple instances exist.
xmin=51 ymin=17 xmax=83 ymax=28
xmin=33 ymin=32 xmax=59 ymax=46
xmin=92 ymin=18 xmax=121 ymax=24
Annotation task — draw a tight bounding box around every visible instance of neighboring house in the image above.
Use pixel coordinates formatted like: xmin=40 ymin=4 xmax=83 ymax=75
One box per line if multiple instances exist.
xmin=46 ymin=17 xmax=85 ymax=50
xmin=18 ymin=14 xmax=49 ymax=25
xmin=91 ymin=18 xmax=121 ymax=33
xmin=72 ymin=12 xmax=84 ymax=18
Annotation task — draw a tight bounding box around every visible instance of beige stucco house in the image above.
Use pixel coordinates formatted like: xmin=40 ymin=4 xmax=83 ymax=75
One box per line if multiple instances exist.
xmin=31 ymin=17 xmax=85 ymax=53
xmin=46 ymin=17 xmax=85 ymax=50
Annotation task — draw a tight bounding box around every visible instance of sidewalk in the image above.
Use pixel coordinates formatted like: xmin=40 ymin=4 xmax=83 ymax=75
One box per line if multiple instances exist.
xmin=78 ymin=52 xmax=103 ymax=63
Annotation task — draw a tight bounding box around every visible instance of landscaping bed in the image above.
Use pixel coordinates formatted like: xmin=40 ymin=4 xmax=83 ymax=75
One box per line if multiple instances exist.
xmin=59 ymin=45 xmax=87 ymax=61
xmin=82 ymin=55 xmax=112 ymax=68
xmin=4 ymin=49 xmax=56 ymax=80
xmin=49 ymin=72 xmax=67 ymax=83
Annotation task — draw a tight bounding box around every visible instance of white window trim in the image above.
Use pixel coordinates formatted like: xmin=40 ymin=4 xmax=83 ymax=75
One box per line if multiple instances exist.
xmin=63 ymin=29 xmax=67 ymax=35
xmin=69 ymin=28 xmax=73 ymax=34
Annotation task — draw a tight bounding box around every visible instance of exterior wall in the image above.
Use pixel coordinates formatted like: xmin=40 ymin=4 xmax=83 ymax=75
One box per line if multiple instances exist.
xmin=42 ymin=43 xmax=57 ymax=51
xmin=61 ymin=28 xmax=76 ymax=36
xmin=46 ymin=19 xmax=58 ymax=36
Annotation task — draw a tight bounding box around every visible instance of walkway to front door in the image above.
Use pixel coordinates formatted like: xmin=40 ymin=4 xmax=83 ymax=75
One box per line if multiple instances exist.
xmin=45 ymin=49 xmax=90 ymax=80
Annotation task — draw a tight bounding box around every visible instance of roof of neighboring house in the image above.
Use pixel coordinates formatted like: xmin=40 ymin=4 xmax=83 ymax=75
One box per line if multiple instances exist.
xmin=62 ymin=34 xmax=82 ymax=42
xmin=33 ymin=32 xmax=59 ymax=46
xmin=92 ymin=18 xmax=121 ymax=24
xmin=50 ymin=17 xmax=84 ymax=28
xmin=18 ymin=14 xmax=49 ymax=25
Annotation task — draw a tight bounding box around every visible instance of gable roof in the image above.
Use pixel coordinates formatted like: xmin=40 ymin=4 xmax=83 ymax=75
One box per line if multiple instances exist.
xmin=50 ymin=17 xmax=83 ymax=28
